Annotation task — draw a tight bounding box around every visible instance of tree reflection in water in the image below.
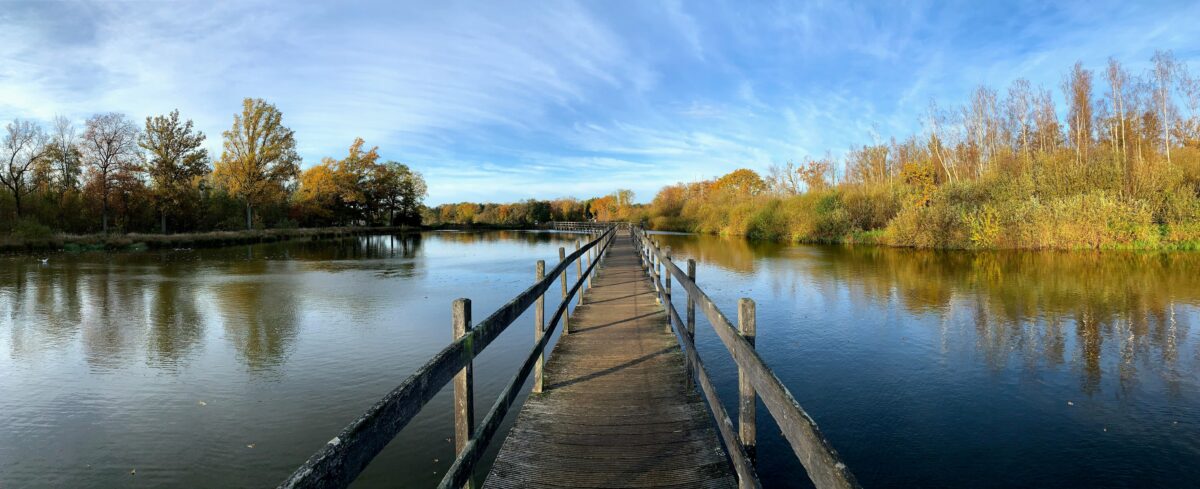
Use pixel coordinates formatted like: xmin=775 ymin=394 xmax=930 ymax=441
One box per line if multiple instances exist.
xmin=651 ymin=232 xmax=1199 ymax=395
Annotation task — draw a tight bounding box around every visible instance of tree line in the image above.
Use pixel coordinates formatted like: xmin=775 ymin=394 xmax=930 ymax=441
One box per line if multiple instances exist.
xmin=1 ymin=98 xmax=426 ymax=237
xmin=641 ymin=51 xmax=1200 ymax=249
xmin=12 ymin=51 xmax=1198 ymax=250
xmin=432 ymin=50 xmax=1200 ymax=249
xmin=423 ymin=189 xmax=638 ymax=226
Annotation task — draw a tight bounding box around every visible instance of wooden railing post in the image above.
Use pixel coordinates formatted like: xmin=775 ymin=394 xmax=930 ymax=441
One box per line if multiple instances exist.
xmin=664 ymin=246 xmax=673 ymax=333
xmin=738 ymin=298 xmax=757 ymax=469
xmin=655 ymin=241 xmax=662 ymax=300
xmin=559 ymin=247 xmax=569 ymax=334
xmin=452 ymin=298 xmax=474 ymax=489
xmin=685 ymin=258 xmax=696 ymax=392
xmin=586 ymin=237 xmax=593 ymax=290
xmin=576 ymin=240 xmax=583 ymax=306
xmin=651 ymin=243 xmax=660 ymax=304
xmin=533 ymin=261 xmax=545 ymax=393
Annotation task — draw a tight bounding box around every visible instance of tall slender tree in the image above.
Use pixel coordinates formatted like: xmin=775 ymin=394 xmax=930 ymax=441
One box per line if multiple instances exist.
xmin=1152 ymin=50 xmax=1178 ymax=164
xmin=48 ymin=116 xmax=83 ymax=194
xmin=1064 ymin=62 xmax=1095 ymax=164
xmin=1006 ymin=79 xmax=1035 ymax=159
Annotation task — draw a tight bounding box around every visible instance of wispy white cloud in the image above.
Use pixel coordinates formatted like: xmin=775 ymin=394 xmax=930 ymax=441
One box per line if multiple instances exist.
xmin=1 ymin=0 xmax=1197 ymax=204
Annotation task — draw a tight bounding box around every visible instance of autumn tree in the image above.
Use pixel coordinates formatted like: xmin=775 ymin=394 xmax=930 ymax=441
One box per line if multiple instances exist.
xmin=846 ymin=144 xmax=891 ymax=184
xmin=1179 ymin=65 xmax=1200 ymax=146
xmin=1152 ymin=50 xmax=1178 ymax=164
xmin=1064 ymin=62 xmax=1095 ymax=164
xmin=766 ymin=161 xmax=802 ymax=195
xmin=1005 ymin=79 xmax=1035 ymax=158
xmin=82 ymin=113 xmax=140 ymax=233
xmin=329 ymin=138 xmax=380 ymax=224
xmin=590 ymin=194 xmax=618 ymax=221
xmin=550 ymin=197 xmax=584 ymax=221
xmin=798 ymin=158 xmax=833 ymax=191
xmin=1105 ymin=59 xmax=1130 ymax=162
xmin=713 ymin=169 xmax=766 ymax=196
xmin=47 ymin=116 xmax=83 ymax=197
xmin=1 ymin=119 xmax=47 ymax=219
xmin=926 ymin=100 xmax=961 ymax=183
xmin=375 ymin=161 xmax=426 ymax=226
xmin=964 ymin=85 xmax=1001 ymax=175
xmin=44 ymin=117 xmax=89 ymax=230
xmin=140 ymin=110 xmax=210 ymax=233
xmin=1033 ymin=86 xmax=1061 ymax=153
xmin=293 ymin=163 xmax=339 ymax=225
xmin=650 ymin=184 xmax=686 ymax=217
xmin=213 ymin=98 xmax=300 ymax=229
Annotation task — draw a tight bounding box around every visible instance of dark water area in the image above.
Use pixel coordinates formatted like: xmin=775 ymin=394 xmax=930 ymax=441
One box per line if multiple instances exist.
xmin=649 ymin=233 xmax=1200 ymax=488
xmin=2 ymin=230 xmax=1198 ymax=488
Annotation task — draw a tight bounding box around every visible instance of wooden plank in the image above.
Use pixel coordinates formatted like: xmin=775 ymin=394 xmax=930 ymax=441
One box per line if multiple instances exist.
xmin=484 ymin=230 xmax=736 ymax=489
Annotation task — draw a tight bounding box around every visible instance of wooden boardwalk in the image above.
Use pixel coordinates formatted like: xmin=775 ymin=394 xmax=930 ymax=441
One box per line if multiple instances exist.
xmin=280 ymin=225 xmax=858 ymax=489
xmin=484 ymin=231 xmax=737 ymax=488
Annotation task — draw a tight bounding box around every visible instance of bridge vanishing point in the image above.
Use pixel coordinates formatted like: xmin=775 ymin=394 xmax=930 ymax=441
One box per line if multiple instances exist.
xmin=278 ymin=224 xmax=860 ymax=489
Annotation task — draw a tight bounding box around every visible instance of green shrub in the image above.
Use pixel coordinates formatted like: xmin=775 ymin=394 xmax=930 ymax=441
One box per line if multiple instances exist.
xmin=745 ymin=199 xmax=789 ymax=240
xmin=12 ymin=218 xmax=54 ymax=241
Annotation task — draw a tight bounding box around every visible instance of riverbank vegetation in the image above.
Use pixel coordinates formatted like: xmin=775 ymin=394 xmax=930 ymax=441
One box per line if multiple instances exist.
xmin=1 ymin=98 xmax=427 ymax=240
xmin=0 ymin=226 xmax=416 ymax=253
xmin=643 ymin=52 xmax=1200 ymax=249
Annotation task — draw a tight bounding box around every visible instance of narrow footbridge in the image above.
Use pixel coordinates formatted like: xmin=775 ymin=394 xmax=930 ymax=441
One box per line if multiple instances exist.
xmin=280 ymin=225 xmax=859 ymax=489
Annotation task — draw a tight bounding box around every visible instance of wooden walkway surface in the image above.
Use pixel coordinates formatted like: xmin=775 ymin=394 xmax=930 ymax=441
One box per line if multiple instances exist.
xmin=484 ymin=231 xmax=737 ymax=489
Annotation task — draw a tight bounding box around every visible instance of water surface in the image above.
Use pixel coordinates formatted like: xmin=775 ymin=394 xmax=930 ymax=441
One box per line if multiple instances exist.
xmin=2 ymin=231 xmax=1198 ymax=488
xmin=1 ymin=231 xmax=587 ymax=488
xmin=650 ymin=233 xmax=1200 ymax=488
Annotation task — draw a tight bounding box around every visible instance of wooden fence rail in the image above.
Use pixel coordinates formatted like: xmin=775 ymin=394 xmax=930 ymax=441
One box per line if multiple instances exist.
xmin=632 ymin=226 xmax=861 ymax=489
xmin=548 ymin=221 xmax=631 ymax=232
xmin=279 ymin=226 xmax=616 ymax=489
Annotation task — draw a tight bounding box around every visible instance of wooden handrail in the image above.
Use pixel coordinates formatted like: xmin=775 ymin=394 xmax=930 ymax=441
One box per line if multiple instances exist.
xmin=279 ymin=226 xmax=616 ymax=489
xmin=436 ymin=228 xmax=616 ymax=489
xmin=657 ymin=271 xmax=761 ymax=488
xmin=632 ymin=227 xmax=861 ymax=489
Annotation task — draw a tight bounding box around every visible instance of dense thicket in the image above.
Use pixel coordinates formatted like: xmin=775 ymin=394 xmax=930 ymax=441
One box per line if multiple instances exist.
xmin=1 ymin=98 xmax=427 ymax=239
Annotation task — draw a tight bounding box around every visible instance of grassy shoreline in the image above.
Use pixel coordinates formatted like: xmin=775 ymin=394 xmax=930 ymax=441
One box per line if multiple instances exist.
xmin=0 ymin=225 xmax=419 ymax=254
xmin=645 ymin=222 xmax=1200 ymax=252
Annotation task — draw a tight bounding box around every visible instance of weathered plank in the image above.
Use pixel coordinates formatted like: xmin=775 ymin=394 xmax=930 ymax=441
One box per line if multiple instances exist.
xmin=484 ymin=231 xmax=737 ymax=489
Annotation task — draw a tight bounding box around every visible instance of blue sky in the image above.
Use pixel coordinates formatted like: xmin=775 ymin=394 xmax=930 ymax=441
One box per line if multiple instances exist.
xmin=2 ymin=1 xmax=1198 ymax=204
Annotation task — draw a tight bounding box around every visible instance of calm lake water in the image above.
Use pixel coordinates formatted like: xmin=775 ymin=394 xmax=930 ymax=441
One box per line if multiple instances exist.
xmin=2 ymin=231 xmax=1198 ymax=488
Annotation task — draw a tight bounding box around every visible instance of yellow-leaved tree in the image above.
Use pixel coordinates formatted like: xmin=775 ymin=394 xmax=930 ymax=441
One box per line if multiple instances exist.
xmin=213 ymin=98 xmax=300 ymax=229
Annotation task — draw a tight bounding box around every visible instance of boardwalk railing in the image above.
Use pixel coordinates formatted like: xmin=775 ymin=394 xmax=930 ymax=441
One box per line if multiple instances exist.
xmin=632 ymin=226 xmax=861 ymax=489
xmin=548 ymin=221 xmax=628 ymax=231
xmin=279 ymin=225 xmax=617 ymax=489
